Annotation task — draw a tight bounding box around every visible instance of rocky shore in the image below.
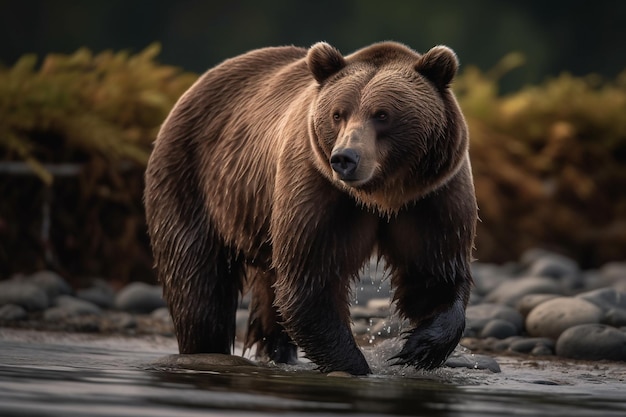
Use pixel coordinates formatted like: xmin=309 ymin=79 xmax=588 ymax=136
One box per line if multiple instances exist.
xmin=1 ymin=248 xmax=625 ymax=367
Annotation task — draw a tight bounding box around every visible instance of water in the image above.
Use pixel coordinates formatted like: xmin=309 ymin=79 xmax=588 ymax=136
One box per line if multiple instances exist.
xmin=1 ymin=329 xmax=625 ymax=417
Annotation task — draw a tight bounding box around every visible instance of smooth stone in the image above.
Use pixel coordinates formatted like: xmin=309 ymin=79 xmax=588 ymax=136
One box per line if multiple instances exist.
xmin=43 ymin=295 xmax=102 ymax=321
xmin=604 ymin=308 xmax=626 ymax=327
xmin=516 ymin=293 xmax=560 ymax=317
xmin=471 ymin=263 xmax=514 ymax=296
xmin=0 ymin=304 xmax=27 ymax=321
xmin=114 ymin=282 xmax=165 ymax=314
xmin=76 ymin=280 xmax=115 ymax=309
xmin=466 ymin=303 xmax=524 ymax=333
xmin=155 ymin=353 xmax=257 ymax=370
xmin=480 ymin=319 xmax=519 ymax=339
xmin=530 ymin=344 xmax=554 ymax=356
xmin=0 ymin=280 xmax=49 ymax=311
xmin=526 ymin=252 xmax=579 ymax=279
xmin=55 ymin=295 xmax=102 ymax=314
xmin=508 ymin=337 xmax=555 ymax=354
xmin=556 ymin=324 xmax=626 ymax=361
xmin=27 ymin=270 xmax=72 ymax=299
xmin=445 ymin=353 xmax=501 ymax=373
xmin=485 ymin=276 xmax=561 ymax=306
xmin=576 ymin=287 xmax=626 ymax=311
xmin=327 ymin=371 xmax=353 ymax=377
xmin=525 ymin=297 xmax=603 ymax=339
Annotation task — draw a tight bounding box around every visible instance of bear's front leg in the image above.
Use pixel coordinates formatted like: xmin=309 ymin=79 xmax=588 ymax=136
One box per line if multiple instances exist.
xmin=270 ymin=176 xmax=378 ymax=375
xmin=381 ymin=174 xmax=476 ymax=370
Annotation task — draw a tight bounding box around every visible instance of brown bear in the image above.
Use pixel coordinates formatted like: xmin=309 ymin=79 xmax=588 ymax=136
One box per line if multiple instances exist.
xmin=144 ymin=41 xmax=477 ymax=375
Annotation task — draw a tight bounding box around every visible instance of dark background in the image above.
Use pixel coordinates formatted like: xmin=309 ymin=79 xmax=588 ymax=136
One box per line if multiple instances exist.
xmin=2 ymin=0 xmax=625 ymax=91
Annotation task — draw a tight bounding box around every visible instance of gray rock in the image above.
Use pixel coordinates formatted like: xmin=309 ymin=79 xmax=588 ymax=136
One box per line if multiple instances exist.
xmin=576 ymin=287 xmax=626 ymax=311
xmin=576 ymin=287 xmax=626 ymax=327
xmin=43 ymin=295 xmax=102 ymax=321
xmin=0 ymin=280 xmax=49 ymax=311
xmin=604 ymin=308 xmax=626 ymax=328
xmin=471 ymin=263 xmax=514 ymax=296
xmin=480 ymin=319 xmax=519 ymax=339
xmin=556 ymin=324 xmax=626 ymax=361
xmin=508 ymin=337 xmax=555 ymax=355
xmin=525 ymin=297 xmax=603 ymax=339
xmin=114 ymin=282 xmax=165 ymax=314
xmin=27 ymin=270 xmax=72 ymax=299
xmin=485 ymin=276 xmax=561 ymax=306
xmin=76 ymin=279 xmax=115 ymax=309
xmin=466 ymin=303 xmax=524 ymax=334
xmin=526 ymin=252 xmax=579 ymax=279
xmin=445 ymin=353 xmax=501 ymax=373
xmin=0 ymin=304 xmax=27 ymax=321
xmin=516 ymin=293 xmax=559 ymax=317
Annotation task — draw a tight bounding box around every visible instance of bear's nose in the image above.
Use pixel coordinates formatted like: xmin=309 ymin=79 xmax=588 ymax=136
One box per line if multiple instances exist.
xmin=330 ymin=149 xmax=360 ymax=179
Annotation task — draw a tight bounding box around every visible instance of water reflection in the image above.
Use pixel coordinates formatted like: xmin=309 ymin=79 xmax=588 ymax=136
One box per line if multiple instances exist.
xmin=0 ymin=330 xmax=625 ymax=417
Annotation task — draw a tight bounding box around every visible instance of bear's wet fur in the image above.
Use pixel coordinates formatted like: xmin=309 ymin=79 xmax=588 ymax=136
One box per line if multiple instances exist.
xmin=144 ymin=41 xmax=477 ymax=375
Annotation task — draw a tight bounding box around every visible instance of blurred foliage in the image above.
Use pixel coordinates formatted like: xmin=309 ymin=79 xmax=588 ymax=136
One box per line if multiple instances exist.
xmin=0 ymin=44 xmax=196 ymax=283
xmin=457 ymin=57 xmax=626 ymax=266
xmin=0 ymin=45 xmax=624 ymax=283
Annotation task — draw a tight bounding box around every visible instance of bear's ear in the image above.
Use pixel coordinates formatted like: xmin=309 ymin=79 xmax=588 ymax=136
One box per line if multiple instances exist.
xmin=307 ymin=42 xmax=346 ymax=84
xmin=415 ymin=45 xmax=459 ymax=89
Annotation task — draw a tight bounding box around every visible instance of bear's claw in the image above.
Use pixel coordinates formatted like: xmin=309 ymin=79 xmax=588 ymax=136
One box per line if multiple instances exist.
xmin=389 ymin=299 xmax=465 ymax=370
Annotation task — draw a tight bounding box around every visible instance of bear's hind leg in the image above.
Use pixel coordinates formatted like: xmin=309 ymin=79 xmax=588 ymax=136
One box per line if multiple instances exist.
xmin=160 ymin=232 xmax=243 ymax=355
xmin=245 ymin=268 xmax=298 ymax=364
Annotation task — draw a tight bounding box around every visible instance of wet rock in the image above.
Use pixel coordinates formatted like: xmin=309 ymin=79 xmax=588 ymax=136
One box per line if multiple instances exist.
xmin=0 ymin=304 xmax=27 ymax=321
xmin=465 ymin=303 xmax=524 ymax=335
xmin=485 ymin=276 xmax=561 ymax=306
xmin=480 ymin=319 xmax=518 ymax=339
xmin=556 ymin=324 xmax=626 ymax=361
xmin=76 ymin=279 xmax=115 ymax=309
xmin=155 ymin=353 xmax=257 ymax=370
xmin=114 ymin=282 xmax=165 ymax=314
xmin=445 ymin=353 xmax=501 ymax=373
xmin=516 ymin=294 xmax=559 ymax=317
xmin=27 ymin=271 xmax=72 ymax=299
xmin=0 ymin=280 xmax=49 ymax=311
xmin=526 ymin=297 xmax=603 ymax=339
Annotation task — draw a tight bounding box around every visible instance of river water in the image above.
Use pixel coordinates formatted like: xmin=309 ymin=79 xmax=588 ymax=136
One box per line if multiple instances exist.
xmin=1 ymin=329 xmax=625 ymax=417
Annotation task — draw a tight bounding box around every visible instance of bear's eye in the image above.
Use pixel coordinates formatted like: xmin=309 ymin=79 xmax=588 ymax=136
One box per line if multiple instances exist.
xmin=374 ymin=111 xmax=389 ymax=122
xmin=332 ymin=112 xmax=342 ymax=122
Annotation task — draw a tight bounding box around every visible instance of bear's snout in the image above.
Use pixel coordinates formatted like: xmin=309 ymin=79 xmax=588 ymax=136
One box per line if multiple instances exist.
xmin=330 ymin=148 xmax=360 ymax=180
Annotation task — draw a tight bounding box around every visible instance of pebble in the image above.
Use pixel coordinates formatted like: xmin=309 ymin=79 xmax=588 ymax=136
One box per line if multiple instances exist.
xmin=556 ymin=324 xmax=626 ymax=361
xmin=0 ymin=280 xmax=49 ymax=311
xmin=516 ymin=294 xmax=559 ymax=317
xmin=0 ymin=304 xmax=27 ymax=321
xmin=485 ymin=276 xmax=561 ymax=306
xmin=525 ymin=297 xmax=603 ymax=339
xmin=480 ymin=319 xmax=518 ymax=339
xmin=445 ymin=353 xmax=501 ymax=373
xmin=27 ymin=271 xmax=72 ymax=299
xmin=44 ymin=295 xmax=102 ymax=321
xmin=114 ymin=282 xmax=166 ymax=314
xmin=465 ymin=303 xmax=524 ymax=335
xmin=76 ymin=279 xmax=115 ymax=309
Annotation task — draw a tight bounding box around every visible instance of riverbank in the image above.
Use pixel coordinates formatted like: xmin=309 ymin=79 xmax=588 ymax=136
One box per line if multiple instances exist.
xmin=1 ymin=248 xmax=625 ymax=367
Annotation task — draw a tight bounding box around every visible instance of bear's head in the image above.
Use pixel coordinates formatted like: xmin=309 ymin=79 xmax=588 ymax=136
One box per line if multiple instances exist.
xmin=307 ymin=41 xmax=469 ymax=214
